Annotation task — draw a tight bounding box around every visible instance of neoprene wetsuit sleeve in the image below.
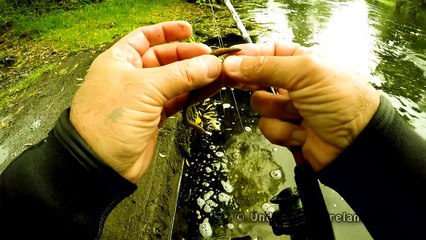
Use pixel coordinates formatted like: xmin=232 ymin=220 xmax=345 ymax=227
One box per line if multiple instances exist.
xmin=0 ymin=108 xmax=137 ymax=239
xmin=317 ymin=95 xmax=426 ymax=239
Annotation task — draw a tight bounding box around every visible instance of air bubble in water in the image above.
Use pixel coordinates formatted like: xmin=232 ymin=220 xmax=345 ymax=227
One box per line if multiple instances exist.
xmin=204 ymin=190 xmax=214 ymax=200
xmin=206 ymin=199 xmax=218 ymax=207
xmin=213 ymin=162 xmax=221 ymax=170
xmin=227 ymin=223 xmax=235 ymax=230
xmin=218 ymin=192 xmax=231 ymax=205
xmin=270 ymin=169 xmax=283 ymax=179
xmin=200 ymin=218 xmax=213 ymax=238
xmin=262 ymin=202 xmax=276 ymax=215
xmin=215 ymin=151 xmax=224 ymax=157
xmin=199 ymin=218 xmax=213 ymax=238
xmin=221 ymin=180 xmax=234 ymax=193
xmin=203 ymin=204 xmax=212 ymax=213
xmin=197 ymin=197 xmax=206 ymax=208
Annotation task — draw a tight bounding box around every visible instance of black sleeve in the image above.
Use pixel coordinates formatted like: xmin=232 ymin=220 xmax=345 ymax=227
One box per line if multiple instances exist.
xmin=317 ymin=96 xmax=426 ymax=239
xmin=0 ymin=109 xmax=137 ymax=240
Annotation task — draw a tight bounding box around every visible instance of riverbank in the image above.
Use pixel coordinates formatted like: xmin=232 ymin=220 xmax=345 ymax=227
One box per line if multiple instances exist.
xmin=0 ymin=0 xmax=202 ymax=112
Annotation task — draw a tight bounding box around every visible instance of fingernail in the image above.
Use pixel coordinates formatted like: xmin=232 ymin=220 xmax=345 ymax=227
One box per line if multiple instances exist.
xmin=292 ymin=129 xmax=307 ymax=144
xmin=201 ymin=55 xmax=221 ymax=79
xmin=225 ymin=56 xmax=242 ymax=74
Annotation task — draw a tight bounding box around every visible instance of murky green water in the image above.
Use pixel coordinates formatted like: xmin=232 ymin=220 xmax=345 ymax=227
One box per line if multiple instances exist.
xmin=172 ymin=1 xmax=425 ymax=239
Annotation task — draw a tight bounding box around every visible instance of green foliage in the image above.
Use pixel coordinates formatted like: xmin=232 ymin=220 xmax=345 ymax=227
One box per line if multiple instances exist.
xmin=0 ymin=63 xmax=56 ymax=110
xmin=395 ymin=0 xmax=426 ymax=20
xmin=5 ymin=0 xmax=103 ymax=9
xmin=4 ymin=0 xmax=186 ymax=52
xmin=0 ymin=0 xmax=104 ymax=31
xmin=374 ymin=0 xmax=395 ymax=6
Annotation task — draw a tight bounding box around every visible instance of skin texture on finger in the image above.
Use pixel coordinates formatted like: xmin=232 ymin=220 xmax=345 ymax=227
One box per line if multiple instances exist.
xmin=163 ymin=77 xmax=223 ymax=117
xmin=223 ymin=55 xmax=314 ymax=91
xmin=116 ymin=21 xmax=192 ymax=54
xmin=142 ymin=43 xmax=211 ymax=67
xmin=222 ymin=41 xmax=314 ymax=91
xmin=259 ymin=117 xmax=306 ymax=146
xmin=251 ymin=90 xmax=301 ymax=121
xmin=137 ymin=55 xmax=222 ymax=104
xmin=111 ymin=21 xmax=193 ymax=68
xmin=230 ymin=41 xmax=311 ymax=57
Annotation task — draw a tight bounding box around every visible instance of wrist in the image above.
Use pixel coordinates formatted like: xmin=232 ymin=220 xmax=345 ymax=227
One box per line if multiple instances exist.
xmin=351 ymin=83 xmax=381 ymax=143
xmin=54 ymin=108 xmax=127 ymax=178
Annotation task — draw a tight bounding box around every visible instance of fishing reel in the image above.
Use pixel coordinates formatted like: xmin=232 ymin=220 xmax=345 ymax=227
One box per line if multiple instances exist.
xmin=268 ymin=161 xmax=335 ymax=240
xmin=269 ymin=187 xmax=306 ymax=239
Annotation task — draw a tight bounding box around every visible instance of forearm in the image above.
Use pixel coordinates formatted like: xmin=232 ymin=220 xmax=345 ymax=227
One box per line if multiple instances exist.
xmin=317 ymin=96 xmax=426 ymax=239
xmin=0 ymin=109 xmax=136 ymax=239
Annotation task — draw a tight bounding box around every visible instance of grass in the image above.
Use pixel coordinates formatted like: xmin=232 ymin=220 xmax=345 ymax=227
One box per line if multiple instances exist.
xmin=374 ymin=0 xmax=395 ymax=7
xmin=11 ymin=0 xmax=193 ymax=52
xmin=0 ymin=63 xmax=56 ymax=110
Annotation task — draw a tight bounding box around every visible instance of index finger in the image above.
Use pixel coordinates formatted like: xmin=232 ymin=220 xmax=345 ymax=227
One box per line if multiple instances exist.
xmin=231 ymin=41 xmax=312 ymax=57
xmin=114 ymin=21 xmax=193 ymax=55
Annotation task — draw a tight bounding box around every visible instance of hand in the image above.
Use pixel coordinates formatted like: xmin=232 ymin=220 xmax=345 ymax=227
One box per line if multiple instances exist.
xmin=223 ymin=42 xmax=380 ymax=171
xmin=70 ymin=21 xmax=222 ymax=182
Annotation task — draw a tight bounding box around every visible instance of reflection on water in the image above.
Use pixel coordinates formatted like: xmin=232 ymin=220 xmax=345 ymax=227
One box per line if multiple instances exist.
xmin=173 ymin=0 xmax=426 ymax=239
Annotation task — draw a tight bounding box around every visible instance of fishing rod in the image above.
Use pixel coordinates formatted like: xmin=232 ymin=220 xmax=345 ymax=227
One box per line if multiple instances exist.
xmin=222 ymin=1 xmax=334 ymax=239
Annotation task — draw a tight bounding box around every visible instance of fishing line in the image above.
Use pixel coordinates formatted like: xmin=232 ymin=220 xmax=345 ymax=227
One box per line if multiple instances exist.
xmin=208 ymin=0 xmax=245 ymax=132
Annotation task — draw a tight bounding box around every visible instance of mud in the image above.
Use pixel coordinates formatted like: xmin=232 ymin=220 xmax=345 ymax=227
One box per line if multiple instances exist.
xmin=0 ymin=49 xmax=104 ymax=171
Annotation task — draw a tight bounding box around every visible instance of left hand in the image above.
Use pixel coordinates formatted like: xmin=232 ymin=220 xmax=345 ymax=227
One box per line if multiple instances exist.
xmin=70 ymin=21 xmax=222 ymax=183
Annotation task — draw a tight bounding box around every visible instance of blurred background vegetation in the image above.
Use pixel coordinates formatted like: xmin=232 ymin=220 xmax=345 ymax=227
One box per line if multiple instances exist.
xmin=0 ymin=0 xmax=203 ymax=53
xmin=0 ymin=0 xmax=204 ymax=112
xmin=1 ymin=0 xmax=423 ymax=43
xmin=0 ymin=0 xmax=102 ymax=32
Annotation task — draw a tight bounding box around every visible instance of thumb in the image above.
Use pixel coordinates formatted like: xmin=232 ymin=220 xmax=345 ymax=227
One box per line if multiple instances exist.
xmin=223 ymin=55 xmax=316 ymax=91
xmin=145 ymin=55 xmax=222 ymax=101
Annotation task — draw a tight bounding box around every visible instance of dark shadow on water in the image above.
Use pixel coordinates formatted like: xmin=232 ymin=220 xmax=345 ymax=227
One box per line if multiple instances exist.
xmin=172 ymin=88 xmax=290 ymax=239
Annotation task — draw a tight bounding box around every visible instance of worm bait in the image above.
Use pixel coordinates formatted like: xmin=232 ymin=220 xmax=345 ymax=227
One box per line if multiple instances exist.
xmin=183 ymin=47 xmax=241 ymax=135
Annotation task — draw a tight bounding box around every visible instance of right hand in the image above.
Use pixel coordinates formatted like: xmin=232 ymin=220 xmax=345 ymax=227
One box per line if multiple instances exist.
xmin=222 ymin=42 xmax=380 ymax=171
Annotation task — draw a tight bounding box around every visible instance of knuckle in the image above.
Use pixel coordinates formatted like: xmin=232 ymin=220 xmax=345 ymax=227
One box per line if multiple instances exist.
xmin=177 ymin=62 xmax=195 ymax=88
xmin=302 ymin=54 xmax=325 ymax=75
xmin=256 ymin=56 xmax=273 ymax=72
xmin=245 ymin=56 xmax=275 ymax=78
